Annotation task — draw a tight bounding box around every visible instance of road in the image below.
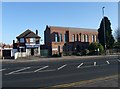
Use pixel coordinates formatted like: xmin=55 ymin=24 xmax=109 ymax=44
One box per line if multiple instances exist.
xmin=1 ymin=55 xmax=120 ymax=88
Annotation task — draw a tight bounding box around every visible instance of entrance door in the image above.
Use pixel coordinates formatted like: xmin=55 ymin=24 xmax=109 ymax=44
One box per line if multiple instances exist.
xmin=31 ymin=48 xmax=34 ymax=55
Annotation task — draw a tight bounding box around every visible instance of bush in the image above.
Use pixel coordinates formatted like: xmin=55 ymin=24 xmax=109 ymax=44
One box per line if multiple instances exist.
xmin=98 ymin=44 xmax=104 ymax=54
xmin=88 ymin=42 xmax=104 ymax=55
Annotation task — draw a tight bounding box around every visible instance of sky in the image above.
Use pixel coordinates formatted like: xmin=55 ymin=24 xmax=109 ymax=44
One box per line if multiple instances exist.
xmin=2 ymin=2 xmax=118 ymax=44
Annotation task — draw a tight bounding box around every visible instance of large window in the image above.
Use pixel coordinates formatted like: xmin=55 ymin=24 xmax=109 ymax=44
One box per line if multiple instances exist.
xmin=59 ymin=34 xmax=62 ymax=42
xmin=81 ymin=34 xmax=85 ymax=42
xmin=92 ymin=35 xmax=94 ymax=42
xmin=64 ymin=34 xmax=66 ymax=42
xmin=72 ymin=35 xmax=75 ymax=42
xmin=85 ymin=35 xmax=89 ymax=42
xmin=94 ymin=35 xmax=97 ymax=42
xmin=55 ymin=34 xmax=58 ymax=42
xmin=20 ymin=38 xmax=24 ymax=43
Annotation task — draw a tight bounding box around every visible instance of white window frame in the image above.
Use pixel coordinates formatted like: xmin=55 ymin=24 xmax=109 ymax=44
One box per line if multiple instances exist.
xmin=30 ymin=38 xmax=35 ymax=43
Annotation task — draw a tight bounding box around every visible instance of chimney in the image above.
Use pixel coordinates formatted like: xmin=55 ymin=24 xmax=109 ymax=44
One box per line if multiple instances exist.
xmin=13 ymin=40 xmax=15 ymax=44
xmin=36 ymin=30 xmax=38 ymax=35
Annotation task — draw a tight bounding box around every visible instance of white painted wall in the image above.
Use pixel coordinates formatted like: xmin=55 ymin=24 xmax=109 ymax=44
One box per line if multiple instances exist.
xmin=15 ymin=52 xmax=27 ymax=59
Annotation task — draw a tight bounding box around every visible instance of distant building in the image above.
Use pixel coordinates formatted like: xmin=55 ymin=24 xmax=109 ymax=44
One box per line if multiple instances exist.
xmin=0 ymin=43 xmax=13 ymax=59
xmin=44 ymin=25 xmax=98 ymax=56
xmin=13 ymin=29 xmax=41 ymax=59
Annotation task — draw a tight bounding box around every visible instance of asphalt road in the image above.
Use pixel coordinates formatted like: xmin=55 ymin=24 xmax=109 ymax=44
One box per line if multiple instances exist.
xmin=1 ymin=55 xmax=120 ymax=88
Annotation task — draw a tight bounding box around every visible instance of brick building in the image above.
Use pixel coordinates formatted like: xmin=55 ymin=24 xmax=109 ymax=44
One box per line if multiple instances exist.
xmin=44 ymin=25 xmax=98 ymax=56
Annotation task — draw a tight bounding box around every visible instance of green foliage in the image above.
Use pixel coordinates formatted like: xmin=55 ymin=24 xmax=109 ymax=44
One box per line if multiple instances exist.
xmin=88 ymin=42 xmax=98 ymax=51
xmin=98 ymin=44 xmax=104 ymax=54
xmin=114 ymin=42 xmax=120 ymax=49
xmin=88 ymin=42 xmax=104 ymax=55
xmin=98 ymin=17 xmax=115 ymax=49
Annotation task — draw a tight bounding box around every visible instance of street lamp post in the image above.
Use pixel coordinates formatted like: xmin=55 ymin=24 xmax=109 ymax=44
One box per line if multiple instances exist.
xmin=102 ymin=7 xmax=107 ymax=55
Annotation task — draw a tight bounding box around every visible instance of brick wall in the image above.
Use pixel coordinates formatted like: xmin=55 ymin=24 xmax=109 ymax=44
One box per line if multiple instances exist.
xmin=44 ymin=26 xmax=98 ymax=55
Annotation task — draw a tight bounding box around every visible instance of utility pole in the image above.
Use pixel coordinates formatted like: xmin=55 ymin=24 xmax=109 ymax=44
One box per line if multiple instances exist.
xmin=102 ymin=6 xmax=107 ymax=55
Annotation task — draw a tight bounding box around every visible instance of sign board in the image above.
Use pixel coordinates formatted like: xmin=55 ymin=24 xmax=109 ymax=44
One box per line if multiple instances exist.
xmin=52 ymin=48 xmax=58 ymax=51
xmin=26 ymin=45 xmax=40 ymax=48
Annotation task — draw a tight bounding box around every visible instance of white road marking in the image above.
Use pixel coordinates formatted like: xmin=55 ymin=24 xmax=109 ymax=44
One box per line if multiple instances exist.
xmin=0 ymin=69 xmax=6 ymax=72
xmin=57 ymin=64 xmax=67 ymax=70
xmin=94 ymin=62 xmax=97 ymax=66
xmin=7 ymin=67 xmax=31 ymax=75
xmin=118 ymin=59 xmax=120 ymax=62
xmin=80 ymin=65 xmax=94 ymax=68
xmin=106 ymin=61 xmax=110 ymax=64
xmin=77 ymin=63 xmax=83 ymax=68
xmin=38 ymin=69 xmax=56 ymax=72
xmin=34 ymin=66 xmax=48 ymax=72
xmin=5 ymin=69 xmax=56 ymax=75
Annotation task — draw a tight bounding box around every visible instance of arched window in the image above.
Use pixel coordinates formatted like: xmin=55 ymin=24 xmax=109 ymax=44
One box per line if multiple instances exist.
xmin=59 ymin=34 xmax=62 ymax=42
xmin=94 ymin=35 xmax=97 ymax=42
xmin=64 ymin=34 xmax=66 ymax=42
xmin=72 ymin=34 xmax=75 ymax=42
xmin=55 ymin=34 xmax=58 ymax=42
xmin=82 ymin=34 xmax=85 ymax=42
xmin=85 ymin=35 xmax=89 ymax=42
xmin=92 ymin=35 xmax=94 ymax=42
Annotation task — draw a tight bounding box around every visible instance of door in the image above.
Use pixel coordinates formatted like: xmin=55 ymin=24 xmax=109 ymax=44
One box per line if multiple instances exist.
xmin=31 ymin=48 xmax=34 ymax=55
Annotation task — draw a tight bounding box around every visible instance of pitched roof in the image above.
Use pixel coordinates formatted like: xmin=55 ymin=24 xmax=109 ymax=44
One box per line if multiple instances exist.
xmin=16 ymin=29 xmax=40 ymax=38
xmin=48 ymin=26 xmax=97 ymax=32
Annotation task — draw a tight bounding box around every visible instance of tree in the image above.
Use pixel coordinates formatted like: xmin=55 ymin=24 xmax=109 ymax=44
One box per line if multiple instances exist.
xmin=114 ymin=28 xmax=120 ymax=43
xmin=114 ymin=28 xmax=120 ymax=52
xmin=88 ymin=42 xmax=98 ymax=51
xmin=98 ymin=17 xmax=115 ymax=49
xmin=88 ymin=42 xmax=104 ymax=55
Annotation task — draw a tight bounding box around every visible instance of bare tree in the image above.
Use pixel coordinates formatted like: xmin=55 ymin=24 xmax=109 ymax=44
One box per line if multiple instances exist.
xmin=114 ymin=28 xmax=120 ymax=42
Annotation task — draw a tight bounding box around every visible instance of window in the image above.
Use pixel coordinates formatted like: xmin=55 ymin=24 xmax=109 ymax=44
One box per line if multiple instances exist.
xmin=59 ymin=34 xmax=62 ymax=42
xmin=72 ymin=35 xmax=75 ymax=42
xmin=64 ymin=34 xmax=66 ymax=42
xmin=55 ymin=34 xmax=58 ymax=42
xmin=20 ymin=38 xmax=24 ymax=43
xmin=92 ymin=35 xmax=94 ymax=42
xmin=94 ymin=35 xmax=97 ymax=42
xmin=30 ymin=38 xmax=35 ymax=43
xmin=85 ymin=35 xmax=89 ymax=42
xmin=82 ymin=34 xmax=85 ymax=42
